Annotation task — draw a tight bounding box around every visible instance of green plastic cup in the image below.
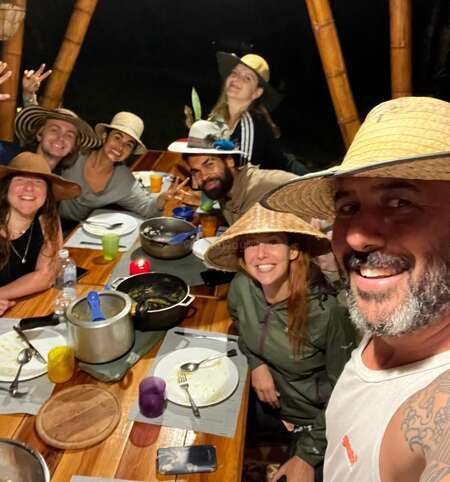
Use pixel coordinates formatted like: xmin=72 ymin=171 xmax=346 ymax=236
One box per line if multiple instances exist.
xmin=101 ymin=233 xmax=120 ymax=261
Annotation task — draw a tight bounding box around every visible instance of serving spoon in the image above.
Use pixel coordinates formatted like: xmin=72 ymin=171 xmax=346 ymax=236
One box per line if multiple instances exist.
xmin=8 ymin=348 xmax=33 ymax=397
xmin=180 ymin=348 xmax=237 ymax=372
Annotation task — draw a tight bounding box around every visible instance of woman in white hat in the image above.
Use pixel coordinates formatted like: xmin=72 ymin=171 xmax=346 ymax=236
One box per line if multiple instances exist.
xmin=58 ymin=111 xmax=178 ymax=221
xmin=209 ymin=52 xmax=307 ymax=175
xmin=204 ymin=203 xmax=355 ymax=482
xmin=0 ymin=152 xmax=81 ymax=315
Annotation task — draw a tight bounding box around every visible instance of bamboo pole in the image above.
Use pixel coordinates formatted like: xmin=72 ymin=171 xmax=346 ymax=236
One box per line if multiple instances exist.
xmin=41 ymin=0 xmax=98 ymax=109
xmin=305 ymin=0 xmax=360 ymax=148
xmin=0 ymin=0 xmax=26 ymax=141
xmin=390 ymin=0 xmax=412 ymax=98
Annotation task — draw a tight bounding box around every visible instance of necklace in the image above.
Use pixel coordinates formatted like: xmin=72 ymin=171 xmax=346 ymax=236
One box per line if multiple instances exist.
xmin=9 ymin=220 xmax=34 ymax=264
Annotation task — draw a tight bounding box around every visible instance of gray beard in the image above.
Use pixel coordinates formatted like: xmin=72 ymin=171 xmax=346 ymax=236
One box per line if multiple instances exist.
xmin=346 ymin=251 xmax=450 ymax=337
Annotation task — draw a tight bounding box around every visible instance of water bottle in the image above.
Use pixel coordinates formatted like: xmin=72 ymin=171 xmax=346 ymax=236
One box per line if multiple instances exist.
xmin=54 ymin=249 xmax=77 ymax=317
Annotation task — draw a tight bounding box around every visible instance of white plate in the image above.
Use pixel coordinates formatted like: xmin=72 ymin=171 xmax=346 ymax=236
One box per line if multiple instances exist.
xmin=82 ymin=212 xmax=138 ymax=237
xmin=133 ymin=170 xmax=173 ymax=190
xmin=153 ymin=347 xmax=239 ymax=408
xmin=0 ymin=327 xmax=66 ymax=382
xmin=192 ymin=237 xmax=220 ymax=261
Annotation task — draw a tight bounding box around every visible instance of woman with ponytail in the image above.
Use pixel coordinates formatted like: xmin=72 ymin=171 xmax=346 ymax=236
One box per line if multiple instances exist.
xmin=204 ymin=203 xmax=355 ymax=482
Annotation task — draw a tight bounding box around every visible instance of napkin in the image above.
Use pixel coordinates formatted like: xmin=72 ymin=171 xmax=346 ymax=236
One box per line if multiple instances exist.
xmin=128 ymin=327 xmax=248 ymax=438
xmin=0 ymin=318 xmax=55 ymax=415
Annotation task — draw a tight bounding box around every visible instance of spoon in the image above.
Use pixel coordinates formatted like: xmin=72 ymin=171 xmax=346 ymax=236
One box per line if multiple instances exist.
xmin=8 ymin=348 xmax=33 ymax=397
xmin=180 ymin=348 xmax=237 ymax=372
xmin=167 ymin=227 xmax=201 ymax=245
xmin=85 ymin=220 xmax=124 ymax=230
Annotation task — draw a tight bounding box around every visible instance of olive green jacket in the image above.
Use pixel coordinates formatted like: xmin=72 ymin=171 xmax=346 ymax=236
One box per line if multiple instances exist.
xmin=228 ymin=272 xmax=355 ymax=467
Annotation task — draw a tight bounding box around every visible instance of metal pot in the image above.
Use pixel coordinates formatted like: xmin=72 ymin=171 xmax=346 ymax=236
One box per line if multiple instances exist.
xmin=140 ymin=216 xmax=196 ymax=259
xmin=0 ymin=438 xmax=50 ymax=482
xmin=66 ymin=291 xmax=134 ymax=364
xmin=111 ymin=272 xmax=195 ymax=331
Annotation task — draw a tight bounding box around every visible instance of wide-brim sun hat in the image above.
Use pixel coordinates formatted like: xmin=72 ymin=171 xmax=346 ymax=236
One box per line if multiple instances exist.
xmin=216 ymin=51 xmax=283 ymax=112
xmin=0 ymin=151 xmax=81 ymax=201
xmin=95 ymin=111 xmax=146 ymax=155
xmin=14 ymin=106 xmax=101 ymax=150
xmin=263 ymin=96 xmax=450 ymax=221
xmin=204 ymin=203 xmax=330 ymax=272
xmin=168 ymin=119 xmax=243 ymax=155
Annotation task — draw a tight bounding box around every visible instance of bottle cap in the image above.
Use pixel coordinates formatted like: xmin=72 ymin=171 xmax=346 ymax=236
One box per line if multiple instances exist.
xmin=58 ymin=248 xmax=69 ymax=259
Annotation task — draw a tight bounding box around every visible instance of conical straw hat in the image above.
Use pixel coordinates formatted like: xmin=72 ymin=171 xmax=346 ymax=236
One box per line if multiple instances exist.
xmin=264 ymin=96 xmax=450 ymax=220
xmin=204 ymin=203 xmax=330 ymax=272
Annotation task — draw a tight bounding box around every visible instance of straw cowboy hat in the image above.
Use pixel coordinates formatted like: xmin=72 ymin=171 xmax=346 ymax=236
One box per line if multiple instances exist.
xmin=95 ymin=111 xmax=146 ymax=155
xmin=168 ymin=119 xmax=243 ymax=155
xmin=216 ymin=51 xmax=283 ymax=111
xmin=0 ymin=152 xmax=81 ymax=201
xmin=14 ymin=106 xmax=101 ymax=150
xmin=204 ymin=203 xmax=330 ymax=272
xmin=264 ymin=96 xmax=450 ymax=221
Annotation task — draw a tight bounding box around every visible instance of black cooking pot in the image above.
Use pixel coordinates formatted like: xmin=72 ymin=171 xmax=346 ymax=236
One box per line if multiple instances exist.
xmin=111 ymin=272 xmax=195 ymax=331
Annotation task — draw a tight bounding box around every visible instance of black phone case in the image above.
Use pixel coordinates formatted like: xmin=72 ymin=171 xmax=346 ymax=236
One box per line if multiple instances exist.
xmin=200 ymin=269 xmax=235 ymax=287
xmin=157 ymin=445 xmax=217 ymax=475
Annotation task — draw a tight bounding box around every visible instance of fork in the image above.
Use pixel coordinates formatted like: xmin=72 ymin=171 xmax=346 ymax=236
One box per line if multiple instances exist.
xmin=177 ymin=370 xmax=200 ymax=418
xmin=84 ymin=220 xmax=124 ymax=229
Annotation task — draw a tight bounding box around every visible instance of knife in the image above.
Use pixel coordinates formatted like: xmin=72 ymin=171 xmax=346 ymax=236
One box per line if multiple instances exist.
xmin=80 ymin=241 xmax=126 ymax=248
xmin=13 ymin=326 xmax=47 ymax=364
xmin=174 ymin=330 xmax=238 ymax=342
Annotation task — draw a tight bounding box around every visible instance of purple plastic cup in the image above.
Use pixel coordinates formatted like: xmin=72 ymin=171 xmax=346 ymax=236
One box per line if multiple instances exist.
xmin=139 ymin=376 xmax=166 ymax=418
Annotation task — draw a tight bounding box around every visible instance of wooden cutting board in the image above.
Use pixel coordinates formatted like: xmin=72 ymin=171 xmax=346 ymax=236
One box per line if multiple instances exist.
xmin=35 ymin=384 xmax=121 ymax=449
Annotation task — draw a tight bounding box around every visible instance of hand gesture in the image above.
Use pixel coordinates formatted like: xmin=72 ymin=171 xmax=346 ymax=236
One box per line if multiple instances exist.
xmin=251 ymin=363 xmax=280 ymax=408
xmin=156 ymin=177 xmax=190 ymax=209
xmin=270 ymin=456 xmax=315 ymax=482
xmin=0 ymin=61 xmax=12 ymax=101
xmin=22 ymin=63 xmax=52 ymax=97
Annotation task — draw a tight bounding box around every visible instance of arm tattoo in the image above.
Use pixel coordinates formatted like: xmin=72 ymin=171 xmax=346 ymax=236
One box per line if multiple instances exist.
xmin=400 ymin=370 xmax=450 ymax=482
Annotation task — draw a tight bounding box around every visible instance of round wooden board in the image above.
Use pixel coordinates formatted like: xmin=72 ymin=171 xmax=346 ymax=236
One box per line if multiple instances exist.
xmin=35 ymin=384 xmax=121 ymax=449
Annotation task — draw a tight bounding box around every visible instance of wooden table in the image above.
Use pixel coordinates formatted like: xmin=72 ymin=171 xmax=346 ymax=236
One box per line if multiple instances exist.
xmin=1 ymin=230 xmax=249 ymax=480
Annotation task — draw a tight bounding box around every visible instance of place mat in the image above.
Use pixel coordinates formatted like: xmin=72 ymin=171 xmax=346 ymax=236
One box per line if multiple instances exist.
xmin=0 ymin=318 xmax=55 ymax=415
xmin=36 ymin=384 xmax=121 ymax=449
xmin=109 ymin=246 xmax=206 ymax=287
xmin=78 ymin=330 xmax=165 ymax=382
xmin=64 ymin=209 xmax=144 ymax=252
xmin=128 ymin=327 xmax=247 ymax=438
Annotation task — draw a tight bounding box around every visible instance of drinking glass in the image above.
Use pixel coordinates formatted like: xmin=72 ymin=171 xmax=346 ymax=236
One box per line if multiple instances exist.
xmin=47 ymin=346 xmax=75 ymax=383
xmin=101 ymin=233 xmax=120 ymax=261
xmin=200 ymin=214 xmax=218 ymax=237
xmin=150 ymin=174 xmax=163 ymax=193
xmin=139 ymin=376 xmax=166 ymax=418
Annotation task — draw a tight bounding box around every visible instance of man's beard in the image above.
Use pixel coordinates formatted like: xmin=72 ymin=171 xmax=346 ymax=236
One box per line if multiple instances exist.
xmin=343 ymin=243 xmax=450 ymax=337
xmin=200 ymin=165 xmax=234 ymax=200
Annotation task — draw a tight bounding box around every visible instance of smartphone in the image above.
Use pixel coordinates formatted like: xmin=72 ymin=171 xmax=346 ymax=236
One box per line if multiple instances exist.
xmin=156 ymin=444 xmax=217 ymax=475
xmin=76 ymin=266 xmax=89 ymax=281
xmin=201 ymin=269 xmax=235 ymax=287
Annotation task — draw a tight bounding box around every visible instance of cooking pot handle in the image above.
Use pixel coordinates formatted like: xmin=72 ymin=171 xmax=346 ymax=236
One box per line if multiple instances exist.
xmin=179 ymin=294 xmax=195 ymax=307
xmin=110 ymin=276 xmax=128 ymax=289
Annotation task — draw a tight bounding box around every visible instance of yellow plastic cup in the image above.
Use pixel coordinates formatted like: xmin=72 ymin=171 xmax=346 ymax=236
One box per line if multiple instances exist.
xmin=150 ymin=174 xmax=163 ymax=193
xmin=47 ymin=346 xmax=75 ymax=383
xmin=101 ymin=233 xmax=120 ymax=261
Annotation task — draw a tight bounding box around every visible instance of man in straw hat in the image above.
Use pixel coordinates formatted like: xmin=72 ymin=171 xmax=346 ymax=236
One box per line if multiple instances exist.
xmin=168 ymin=119 xmax=297 ymax=225
xmin=264 ymin=96 xmax=450 ymax=481
xmin=13 ymin=105 xmax=101 ymax=173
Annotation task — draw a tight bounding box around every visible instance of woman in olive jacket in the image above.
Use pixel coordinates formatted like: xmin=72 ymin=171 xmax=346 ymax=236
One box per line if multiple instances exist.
xmin=205 ymin=203 xmax=355 ymax=482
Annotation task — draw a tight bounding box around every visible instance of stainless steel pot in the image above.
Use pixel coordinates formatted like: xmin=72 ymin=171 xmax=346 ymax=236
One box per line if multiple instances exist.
xmin=111 ymin=272 xmax=195 ymax=331
xmin=140 ymin=216 xmax=196 ymax=259
xmin=66 ymin=291 xmax=134 ymax=364
xmin=0 ymin=438 xmax=50 ymax=482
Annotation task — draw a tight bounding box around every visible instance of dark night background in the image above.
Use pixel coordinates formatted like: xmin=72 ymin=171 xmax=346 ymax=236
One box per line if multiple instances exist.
xmin=21 ymin=0 xmax=450 ymax=170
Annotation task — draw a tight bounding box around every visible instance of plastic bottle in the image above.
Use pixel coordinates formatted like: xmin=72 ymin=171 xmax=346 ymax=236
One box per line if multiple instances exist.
xmin=54 ymin=249 xmax=77 ymax=317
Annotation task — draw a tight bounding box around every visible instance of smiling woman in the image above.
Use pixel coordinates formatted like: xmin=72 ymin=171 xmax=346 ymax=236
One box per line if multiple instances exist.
xmin=0 ymin=152 xmax=81 ymax=315
xmin=58 ymin=111 xmax=183 ymax=222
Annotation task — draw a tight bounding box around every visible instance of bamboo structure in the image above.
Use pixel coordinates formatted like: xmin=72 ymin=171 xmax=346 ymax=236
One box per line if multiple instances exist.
xmin=0 ymin=0 xmax=25 ymax=140
xmin=390 ymin=0 xmax=412 ymax=98
xmin=305 ymin=0 xmax=360 ymax=148
xmin=41 ymin=0 xmax=98 ymax=109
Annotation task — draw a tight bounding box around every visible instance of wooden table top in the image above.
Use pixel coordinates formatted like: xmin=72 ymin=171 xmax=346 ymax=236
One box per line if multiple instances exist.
xmin=1 ymin=151 xmax=248 ymax=481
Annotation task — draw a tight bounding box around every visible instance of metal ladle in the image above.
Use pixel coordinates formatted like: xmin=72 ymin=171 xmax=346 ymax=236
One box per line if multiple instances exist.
xmin=8 ymin=348 xmax=33 ymax=397
xmin=180 ymin=348 xmax=237 ymax=372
